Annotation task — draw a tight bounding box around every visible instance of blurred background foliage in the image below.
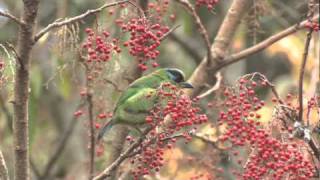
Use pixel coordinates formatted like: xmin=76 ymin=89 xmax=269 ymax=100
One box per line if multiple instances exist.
xmin=0 ymin=0 xmax=319 ymax=179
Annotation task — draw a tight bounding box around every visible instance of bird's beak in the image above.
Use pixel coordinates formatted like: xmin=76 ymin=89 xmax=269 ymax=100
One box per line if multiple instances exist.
xmin=179 ymin=82 xmax=194 ymax=89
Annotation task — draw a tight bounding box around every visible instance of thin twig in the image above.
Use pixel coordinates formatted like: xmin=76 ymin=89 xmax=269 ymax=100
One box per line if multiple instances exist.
xmin=298 ymin=0 xmax=316 ymax=123
xmin=0 ymin=10 xmax=24 ymax=25
xmin=79 ymin=53 xmax=96 ymax=179
xmin=174 ymin=0 xmax=213 ymax=64
xmin=198 ymin=72 xmax=222 ymax=99
xmin=39 ymin=102 xmax=85 ymax=180
xmin=33 ymin=0 xmax=130 ymax=43
xmin=103 ymin=78 xmax=123 ymax=92
xmin=215 ymin=15 xmax=319 ymax=71
xmin=86 ymin=86 xmax=95 ymax=179
xmin=298 ymin=28 xmax=313 ymax=122
xmin=0 ymin=150 xmax=9 ymax=180
xmin=159 ymin=25 xmax=181 ymax=41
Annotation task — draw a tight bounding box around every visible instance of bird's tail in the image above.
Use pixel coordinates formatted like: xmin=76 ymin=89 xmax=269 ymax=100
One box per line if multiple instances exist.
xmin=97 ymin=119 xmax=114 ymax=141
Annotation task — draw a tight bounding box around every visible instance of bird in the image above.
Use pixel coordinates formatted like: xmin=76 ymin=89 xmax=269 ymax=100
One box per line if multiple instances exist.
xmin=97 ymin=68 xmax=193 ymax=140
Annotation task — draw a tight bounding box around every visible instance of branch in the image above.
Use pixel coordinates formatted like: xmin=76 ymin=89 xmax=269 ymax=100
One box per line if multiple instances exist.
xmin=175 ymin=0 xmax=213 ymax=63
xmin=159 ymin=25 xmax=181 ymax=41
xmin=298 ymin=0 xmax=316 ymax=123
xmin=86 ymin=78 xmax=95 ymax=179
xmin=298 ymin=28 xmax=313 ymax=122
xmin=79 ymin=52 xmax=97 ymax=179
xmin=0 ymin=150 xmax=9 ymax=180
xmin=33 ymin=0 xmax=130 ymax=43
xmin=215 ymin=15 xmax=319 ymax=71
xmin=93 ymin=128 xmax=151 ymax=180
xmin=197 ymin=72 xmax=222 ymax=99
xmin=308 ymin=138 xmax=320 ymax=160
xmin=103 ymin=78 xmax=123 ymax=92
xmin=0 ymin=10 xmax=24 ymax=25
xmin=187 ymin=0 xmax=253 ymax=97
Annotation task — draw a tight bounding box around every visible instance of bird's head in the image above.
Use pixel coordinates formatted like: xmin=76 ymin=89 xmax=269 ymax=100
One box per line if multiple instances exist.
xmin=164 ymin=68 xmax=193 ymax=89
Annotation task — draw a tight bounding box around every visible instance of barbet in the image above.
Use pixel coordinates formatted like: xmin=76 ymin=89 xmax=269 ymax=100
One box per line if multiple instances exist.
xmin=97 ymin=68 xmax=193 ymax=140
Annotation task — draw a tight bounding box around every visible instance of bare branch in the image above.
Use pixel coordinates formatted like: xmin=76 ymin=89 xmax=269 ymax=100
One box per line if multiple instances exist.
xmin=159 ymin=24 xmax=181 ymax=41
xmin=197 ymin=72 xmax=222 ymax=99
xmin=103 ymin=78 xmax=123 ymax=92
xmin=86 ymin=76 xmax=95 ymax=179
xmin=0 ymin=10 xmax=24 ymax=25
xmin=175 ymin=0 xmax=213 ymax=63
xmin=0 ymin=150 xmax=9 ymax=180
xmin=33 ymin=0 xmax=130 ymax=43
xmin=298 ymin=0 xmax=316 ymax=123
xmin=215 ymin=15 xmax=319 ymax=71
xmin=298 ymin=28 xmax=313 ymax=122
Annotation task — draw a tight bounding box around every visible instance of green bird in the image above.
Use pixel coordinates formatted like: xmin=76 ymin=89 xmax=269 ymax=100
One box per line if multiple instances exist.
xmin=97 ymin=68 xmax=193 ymax=140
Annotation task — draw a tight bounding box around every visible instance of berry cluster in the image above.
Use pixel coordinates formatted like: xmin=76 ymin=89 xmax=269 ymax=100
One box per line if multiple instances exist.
xmin=218 ymin=76 xmax=315 ymax=179
xmin=119 ymin=18 xmax=169 ymax=71
xmin=305 ymin=20 xmax=319 ymax=31
xmin=195 ymin=0 xmax=219 ymax=10
xmin=130 ymin=83 xmax=208 ymax=179
xmin=82 ymin=28 xmax=120 ymax=63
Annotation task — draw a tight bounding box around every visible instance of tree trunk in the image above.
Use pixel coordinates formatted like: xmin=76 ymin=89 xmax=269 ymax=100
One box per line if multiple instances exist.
xmin=13 ymin=0 xmax=39 ymax=180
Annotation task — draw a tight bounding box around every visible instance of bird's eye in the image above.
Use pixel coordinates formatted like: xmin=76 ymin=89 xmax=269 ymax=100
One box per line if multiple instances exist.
xmin=166 ymin=68 xmax=185 ymax=83
xmin=174 ymin=73 xmax=183 ymax=83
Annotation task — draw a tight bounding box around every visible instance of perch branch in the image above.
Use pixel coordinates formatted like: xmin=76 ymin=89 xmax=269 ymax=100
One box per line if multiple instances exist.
xmin=93 ymin=128 xmax=151 ymax=180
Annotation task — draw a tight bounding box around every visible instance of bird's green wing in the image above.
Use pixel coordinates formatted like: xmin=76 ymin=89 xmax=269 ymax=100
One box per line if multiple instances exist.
xmin=116 ymin=71 xmax=168 ymax=108
xmin=114 ymin=88 xmax=158 ymax=125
